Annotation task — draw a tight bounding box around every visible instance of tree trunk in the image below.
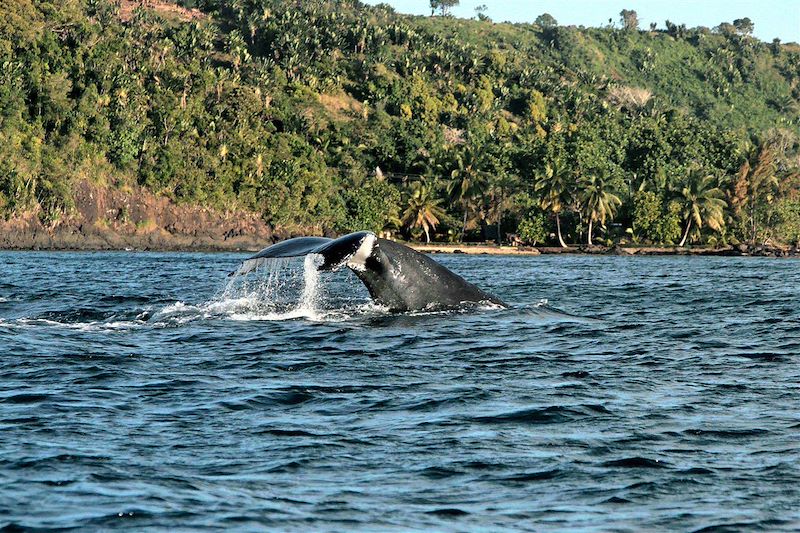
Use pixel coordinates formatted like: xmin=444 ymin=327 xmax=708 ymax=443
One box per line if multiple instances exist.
xmin=461 ymin=209 xmax=468 ymax=242
xmin=556 ymin=213 xmax=567 ymax=248
xmin=679 ymin=219 xmax=692 ymax=247
xmin=587 ymin=218 xmax=593 ymax=246
xmin=424 ymin=226 xmax=430 ymax=243
xmin=496 ymin=189 xmax=503 ymax=245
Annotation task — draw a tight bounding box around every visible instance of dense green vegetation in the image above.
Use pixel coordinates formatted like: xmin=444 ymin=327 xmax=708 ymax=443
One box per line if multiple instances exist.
xmin=1 ymin=0 xmax=799 ymax=246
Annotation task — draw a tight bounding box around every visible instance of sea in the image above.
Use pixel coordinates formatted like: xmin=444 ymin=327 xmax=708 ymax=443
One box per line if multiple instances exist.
xmin=1 ymin=250 xmax=798 ymax=531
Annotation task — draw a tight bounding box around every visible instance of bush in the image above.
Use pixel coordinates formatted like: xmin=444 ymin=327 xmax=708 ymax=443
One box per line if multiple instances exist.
xmin=36 ymin=178 xmax=74 ymax=225
xmin=338 ymin=178 xmax=401 ymax=234
xmin=632 ymin=191 xmax=682 ymax=244
xmin=775 ymin=199 xmax=800 ymax=245
xmin=518 ymin=213 xmax=547 ymax=245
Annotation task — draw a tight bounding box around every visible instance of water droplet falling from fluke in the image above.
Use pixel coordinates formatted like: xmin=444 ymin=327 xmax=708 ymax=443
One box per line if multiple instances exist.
xmin=297 ymin=253 xmax=324 ymax=316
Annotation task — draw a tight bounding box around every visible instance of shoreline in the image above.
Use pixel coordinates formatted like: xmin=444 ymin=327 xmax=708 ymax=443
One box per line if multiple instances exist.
xmin=410 ymin=243 xmax=799 ymax=258
xmin=409 ymin=243 xmax=798 ymax=258
xmin=1 ymin=180 xmax=795 ymax=258
xmin=1 ymin=237 xmax=797 ymax=258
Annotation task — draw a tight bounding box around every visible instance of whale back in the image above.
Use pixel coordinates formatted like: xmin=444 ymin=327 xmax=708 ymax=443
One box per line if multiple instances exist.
xmin=351 ymin=238 xmax=504 ymax=312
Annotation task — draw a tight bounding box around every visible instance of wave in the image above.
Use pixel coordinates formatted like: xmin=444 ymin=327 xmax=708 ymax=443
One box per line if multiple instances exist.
xmin=497 ymin=468 xmax=564 ymax=482
xmin=522 ymin=300 xmax=602 ymax=323
xmin=602 ymin=457 xmax=671 ymax=469
xmin=425 ymin=508 xmax=470 ymax=517
xmin=15 ymin=317 xmax=148 ymax=332
xmin=473 ymin=404 xmax=613 ymax=425
xmin=681 ymin=428 xmax=770 ymax=439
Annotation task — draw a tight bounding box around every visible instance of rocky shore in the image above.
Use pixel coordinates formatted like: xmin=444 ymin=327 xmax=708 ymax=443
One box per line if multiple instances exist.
xmin=0 ymin=180 xmax=278 ymax=252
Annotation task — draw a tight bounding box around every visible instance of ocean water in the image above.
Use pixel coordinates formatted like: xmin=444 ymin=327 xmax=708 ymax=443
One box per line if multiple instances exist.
xmin=1 ymin=250 xmax=799 ymax=531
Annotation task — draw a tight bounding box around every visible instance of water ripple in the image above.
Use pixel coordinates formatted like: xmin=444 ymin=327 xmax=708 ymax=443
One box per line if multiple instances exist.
xmin=1 ymin=252 xmax=798 ymax=530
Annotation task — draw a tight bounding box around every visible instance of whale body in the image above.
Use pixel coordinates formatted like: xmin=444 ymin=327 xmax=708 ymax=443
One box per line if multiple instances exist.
xmin=233 ymin=231 xmax=505 ymax=312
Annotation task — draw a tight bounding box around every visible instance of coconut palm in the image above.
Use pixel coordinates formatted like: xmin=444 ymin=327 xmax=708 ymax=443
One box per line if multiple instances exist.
xmin=578 ymin=172 xmax=622 ymax=246
xmin=446 ymin=147 xmax=488 ymax=240
xmin=534 ymin=159 xmax=572 ymax=247
xmin=402 ymin=182 xmax=446 ymax=243
xmin=677 ymin=169 xmax=727 ymax=246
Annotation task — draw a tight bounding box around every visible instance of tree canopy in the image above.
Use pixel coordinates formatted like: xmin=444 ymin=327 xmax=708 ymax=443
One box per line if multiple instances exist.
xmin=0 ymin=0 xmax=799 ymax=248
xmin=430 ymin=0 xmax=459 ymax=17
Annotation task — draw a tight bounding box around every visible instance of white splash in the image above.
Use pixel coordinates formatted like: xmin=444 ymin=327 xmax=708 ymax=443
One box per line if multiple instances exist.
xmin=143 ymin=249 xmax=390 ymax=324
xmin=188 ymin=254 xmax=342 ymax=322
xmin=14 ymin=317 xmax=148 ymax=332
xmin=218 ymin=257 xmax=294 ymax=306
xmin=296 ymin=254 xmax=324 ymax=317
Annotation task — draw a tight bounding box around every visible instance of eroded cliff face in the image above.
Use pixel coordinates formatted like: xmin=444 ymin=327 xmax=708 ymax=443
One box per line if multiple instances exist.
xmin=0 ymin=181 xmax=275 ymax=251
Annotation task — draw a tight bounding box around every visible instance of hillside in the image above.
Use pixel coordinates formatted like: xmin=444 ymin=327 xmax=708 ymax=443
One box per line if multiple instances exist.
xmin=0 ymin=0 xmax=799 ymax=249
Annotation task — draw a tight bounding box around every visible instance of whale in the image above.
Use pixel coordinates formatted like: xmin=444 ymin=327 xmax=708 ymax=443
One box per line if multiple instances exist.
xmin=232 ymin=231 xmax=505 ymax=312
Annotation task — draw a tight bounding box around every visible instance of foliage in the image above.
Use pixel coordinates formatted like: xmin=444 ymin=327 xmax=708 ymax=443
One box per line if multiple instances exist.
xmin=0 ymin=0 xmax=798 ymax=246
xmin=676 ymin=169 xmax=727 ymax=246
xmin=401 ymin=181 xmax=446 ymax=242
xmin=632 ymin=190 xmax=661 ymax=242
xmin=430 ymin=0 xmax=459 ymax=17
xmin=518 ymin=213 xmax=547 ymax=245
xmin=775 ymin=199 xmax=800 ymax=245
xmin=728 ymin=135 xmax=796 ymax=244
xmin=535 ymin=159 xmax=573 ymax=247
xmin=632 ymin=191 xmax=682 ymax=244
xmin=578 ymin=172 xmax=622 ymax=245
xmin=474 ymin=5 xmax=489 ymax=22
xmin=535 ymin=13 xmax=557 ymax=28
xmin=339 ymin=177 xmax=401 ymax=234
xmin=620 ymin=10 xmax=639 ymax=31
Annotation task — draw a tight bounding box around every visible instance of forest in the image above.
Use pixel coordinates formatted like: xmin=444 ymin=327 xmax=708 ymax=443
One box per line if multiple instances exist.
xmin=1 ymin=0 xmax=799 ymax=247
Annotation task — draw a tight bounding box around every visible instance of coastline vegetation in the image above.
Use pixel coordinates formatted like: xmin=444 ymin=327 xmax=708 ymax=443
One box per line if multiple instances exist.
xmin=1 ymin=0 xmax=799 ymax=247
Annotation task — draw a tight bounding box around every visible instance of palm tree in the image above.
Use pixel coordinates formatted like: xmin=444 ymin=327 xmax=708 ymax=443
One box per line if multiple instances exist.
xmin=677 ymin=169 xmax=727 ymax=246
xmin=402 ymin=182 xmax=446 ymax=243
xmin=534 ymin=160 xmax=572 ymax=247
xmin=446 ymin=147 xmax=488 ymax=240
xmin=730 ymin=137 xmax=779 ymax=245
xmin=578 ymin=172 xmax=622 ymax=246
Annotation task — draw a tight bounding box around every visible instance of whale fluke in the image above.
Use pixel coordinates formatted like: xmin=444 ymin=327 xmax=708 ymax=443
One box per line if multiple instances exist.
xmin=232 ymin=236 xmax=331 ymax=275
xmin=233 ymin=231 xmax=505 ymax=312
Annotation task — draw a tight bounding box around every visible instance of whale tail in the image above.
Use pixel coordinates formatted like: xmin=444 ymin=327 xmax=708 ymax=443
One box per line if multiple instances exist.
xmin=232 ymin=231 xmax=504 ymax=312
xmin=230 ymin=232 xmax=374 ymax=276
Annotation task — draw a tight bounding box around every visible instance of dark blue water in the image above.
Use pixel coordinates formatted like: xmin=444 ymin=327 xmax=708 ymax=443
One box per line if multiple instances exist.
xmin=1 ymin=251 xmax=799 ymax=531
